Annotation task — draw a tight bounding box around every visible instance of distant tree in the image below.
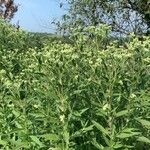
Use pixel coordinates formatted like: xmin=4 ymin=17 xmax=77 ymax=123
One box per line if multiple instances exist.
xmin=0 ymin=0 xmax=18 ymax=20
xmin=59 ymin=0 xmax=150 ymax=36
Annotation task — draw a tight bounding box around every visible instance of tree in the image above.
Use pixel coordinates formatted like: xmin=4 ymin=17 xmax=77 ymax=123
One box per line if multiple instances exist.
xmin=59 ymin=0 xmax=150 ymax=36
xmin=0 ymin=0 xmax=18 ymax=20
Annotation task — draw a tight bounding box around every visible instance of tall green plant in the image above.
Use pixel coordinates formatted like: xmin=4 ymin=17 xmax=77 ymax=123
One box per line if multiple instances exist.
xmin=0 ymin=23 xmax=150 ymax=149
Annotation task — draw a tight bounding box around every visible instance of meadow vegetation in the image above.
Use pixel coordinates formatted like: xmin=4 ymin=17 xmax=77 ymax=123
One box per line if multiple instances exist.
xmin=0 ymin=20 xmax=150 ymax=149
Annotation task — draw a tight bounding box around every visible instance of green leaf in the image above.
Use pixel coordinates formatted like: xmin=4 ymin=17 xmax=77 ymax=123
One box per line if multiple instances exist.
xmin=30 ymin=136 xmax=44 ymax=147
xmin=113 ymin=142 xmax=123 ymax=149
xmin=40 ymin=134 xmax=59 ymax=142
xmin=79 ymin=108 xmax=89 ymax=115
xmin=0 ymin=140 xmax=7 ymax=146
xmin=122 ymin=128 xmax=136 ymax=133
xmin=136 ymin=118 xmax=150 ymax=129
xmin=15 ymin=142 xmax=30 ymax=149
xmin=71 ymin=125 xmax=94 ymax=138
xmin=115 ymin=110 xmax=128 ymax=118
xmin=73 ymin=108 xmax=89 ymax=117
xmin=92 ymin=120 xmax=109 ymax=136
xmin=137 ymin=136 xmax=150 ymax=144
xmin=9 ymin=139 xmax=29 ymax=149
xmin=91 ymin=138 xmax=104 ymax=150
xmin=82 ymin=125 xmax=94 ymax=132
xmin=116 ymin=132 xmax=140 ymax=139
xmin=102 ymin=134 xmax=111 ymax=146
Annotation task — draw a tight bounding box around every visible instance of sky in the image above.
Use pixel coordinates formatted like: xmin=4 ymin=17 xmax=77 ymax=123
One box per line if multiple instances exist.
xmin=11 ymin=0 xmax=66 ymax=33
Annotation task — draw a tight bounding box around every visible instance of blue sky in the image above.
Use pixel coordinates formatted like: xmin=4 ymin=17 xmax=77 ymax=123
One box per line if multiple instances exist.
xmin=11 ymin=0 xmax=66 ymax=33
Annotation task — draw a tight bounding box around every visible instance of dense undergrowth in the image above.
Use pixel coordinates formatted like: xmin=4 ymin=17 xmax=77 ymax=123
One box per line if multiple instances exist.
xmin=0 ymin=20 xmax=150 ymax=150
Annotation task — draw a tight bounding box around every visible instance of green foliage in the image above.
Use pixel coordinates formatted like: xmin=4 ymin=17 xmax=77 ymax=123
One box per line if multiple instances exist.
xmin=0 ymin=21 xmax=150 ymax=149
xmin=0 ymin=20 xmax=28 ymax=51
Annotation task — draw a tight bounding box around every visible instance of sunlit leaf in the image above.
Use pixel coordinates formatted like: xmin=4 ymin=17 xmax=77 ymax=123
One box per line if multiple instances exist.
xmin=136 ymin=118 xmax=150 ymax=129
xmin=30 ymin=136 xmax=44 ymax=147
xmin=115 ymin=110 xmax=128 ymax=118
xmin=137 ymin=136 xmax=150 ymax=144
